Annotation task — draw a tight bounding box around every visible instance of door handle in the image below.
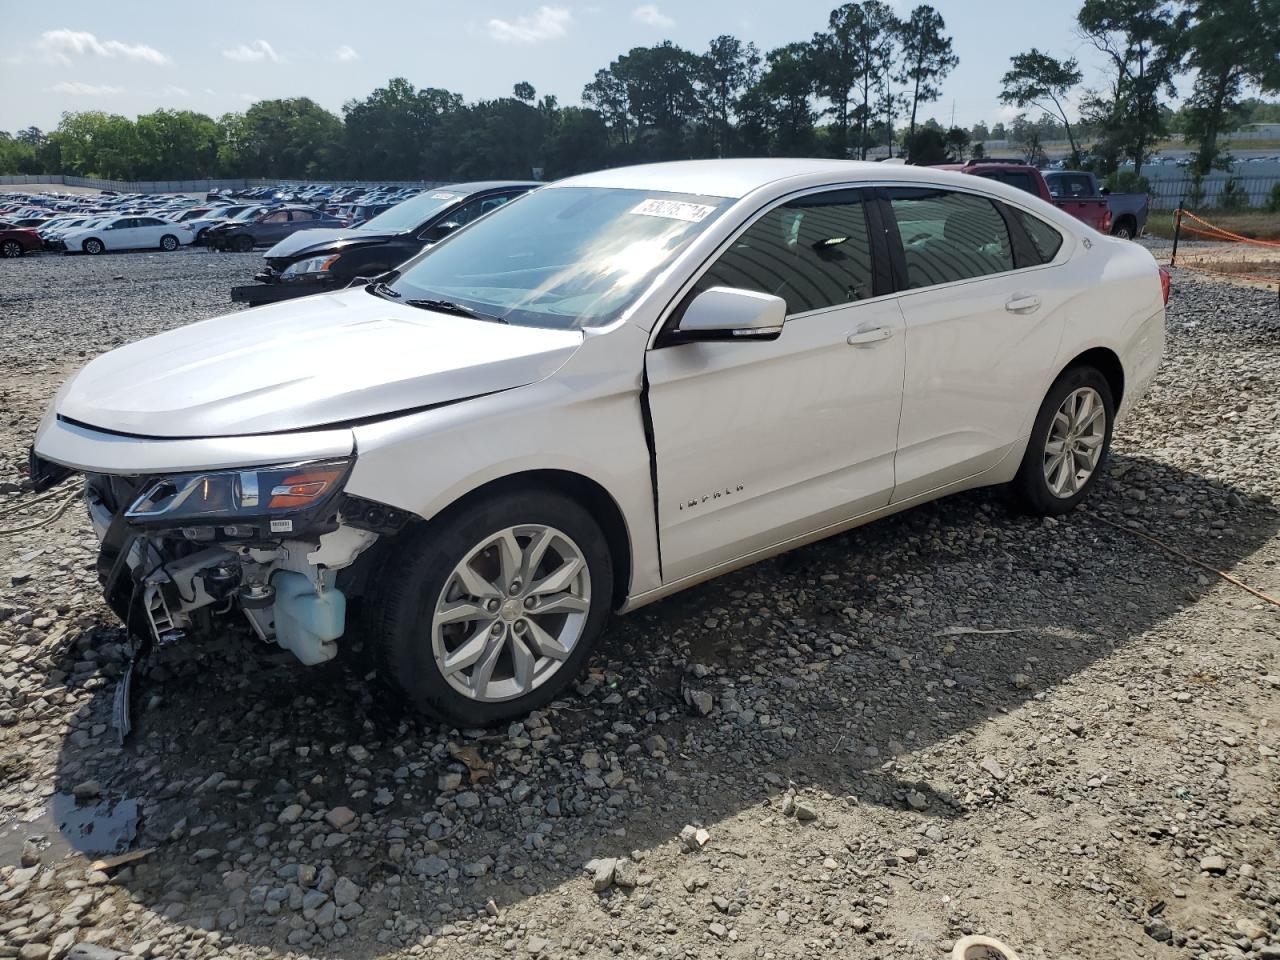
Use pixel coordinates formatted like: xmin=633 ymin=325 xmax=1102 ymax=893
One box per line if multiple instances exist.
xmin=846 ymin=325 xmax=894 ymax=346
xmin=1005 ymin=294 xmax=1041 ymax=314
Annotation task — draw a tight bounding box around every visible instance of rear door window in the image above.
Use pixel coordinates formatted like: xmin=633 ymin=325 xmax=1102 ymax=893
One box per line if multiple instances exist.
xmin=1011 ymin=209 xmax=1064 ymax=264
xmin=697 ymin=189 xmax=877 ymax=315
xmin=886 ymin=188 xmax=1014 ymax=290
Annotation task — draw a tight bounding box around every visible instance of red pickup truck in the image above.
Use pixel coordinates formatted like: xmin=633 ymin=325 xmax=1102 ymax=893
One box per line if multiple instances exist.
xmin=938 ymin=161 xmax=1113 ymax=234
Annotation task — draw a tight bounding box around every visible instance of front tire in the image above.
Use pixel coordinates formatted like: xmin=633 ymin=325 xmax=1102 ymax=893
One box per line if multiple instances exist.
xmin=232 ymin=235 xmax=253 ymax=253
xmin=368 ymin=489 xmax=613 ymax=726
xmin=1012 ymin=366 xmax=1114 ymax=515
xmin=159 ymin=234 xmax=179 ymax=251
xmin=1 ymin=239 xmax=22 ymax=258
xmin=83 ymin=238 xmax=104 ymax=255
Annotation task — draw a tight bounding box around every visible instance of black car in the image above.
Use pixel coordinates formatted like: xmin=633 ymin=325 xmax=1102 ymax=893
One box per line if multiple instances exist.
xmin=230 ymin=181 xmax=536 ymax=304
xmin=207 ymin=205 xmax=344 ymax=252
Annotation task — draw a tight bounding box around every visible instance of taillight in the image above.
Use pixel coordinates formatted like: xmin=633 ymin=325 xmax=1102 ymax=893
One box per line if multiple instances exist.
xmin=1158 ymin=266 xmax=1171 ymax=305
xmin=1102 ymin=208 xmax=1112 ymax=232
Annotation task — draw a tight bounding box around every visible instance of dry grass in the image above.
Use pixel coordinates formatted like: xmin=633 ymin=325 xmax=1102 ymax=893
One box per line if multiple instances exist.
xmin=1146 ymin=209 xmax=1280 ymax=242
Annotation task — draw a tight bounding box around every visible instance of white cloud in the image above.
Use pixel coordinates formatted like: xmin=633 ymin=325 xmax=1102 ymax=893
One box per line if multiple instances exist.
xmin=334 ymin=44 xmax=359 ymax=62
xmin=162 ymin=85 xmax=190 ymax=97
xmin=631 ymin=4 xmax=674 ymax=27
xmin=222 ymin=40 xmax=280 ymax=63
xmin=239 ymin=93 xmax=260 ymax=102
xmin=488 ymin=6 xmax=571 ymax=44
xmin=49 ymin=81 xmax=125 ymax=96
xmin=37 ymin=29 xmax=170 ymax=65
xmin=997 ymin=104 xmax=1020 ymax=124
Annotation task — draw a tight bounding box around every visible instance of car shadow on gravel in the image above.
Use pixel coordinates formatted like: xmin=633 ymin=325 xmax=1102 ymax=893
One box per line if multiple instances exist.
xmin=43 ymin=451 xmax=1279 ymax=957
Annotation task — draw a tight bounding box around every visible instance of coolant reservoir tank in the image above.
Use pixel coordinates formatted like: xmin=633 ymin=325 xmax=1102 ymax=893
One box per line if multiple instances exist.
xmin=271 ymin=570 xmax=345 ymax=665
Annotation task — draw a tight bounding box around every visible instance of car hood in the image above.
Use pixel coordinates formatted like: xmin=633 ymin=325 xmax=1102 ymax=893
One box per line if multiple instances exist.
xmin=265 ymin=226 xmax=395 ymax=260
xmin=57 ymin=287 xmax=583 ymax=438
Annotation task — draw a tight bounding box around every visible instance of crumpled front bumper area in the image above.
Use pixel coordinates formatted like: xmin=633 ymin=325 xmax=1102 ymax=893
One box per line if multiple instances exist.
xmin=33 ymin=415 xmax=380 ymax=668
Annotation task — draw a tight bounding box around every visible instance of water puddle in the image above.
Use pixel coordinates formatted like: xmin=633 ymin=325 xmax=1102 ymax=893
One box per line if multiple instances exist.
xmin=0 ymin=793 xmax=138 ymax=866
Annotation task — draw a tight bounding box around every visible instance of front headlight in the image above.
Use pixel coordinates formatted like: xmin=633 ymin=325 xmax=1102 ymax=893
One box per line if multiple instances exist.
xmin=125 ymin=458 xmax=352 ymax=531
xmin=281 ymin=254 xmax=341 ymax=279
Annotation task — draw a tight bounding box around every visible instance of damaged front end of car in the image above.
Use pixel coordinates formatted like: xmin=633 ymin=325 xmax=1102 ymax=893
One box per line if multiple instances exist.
xmin=34 ymin=446 xmax=410 ymax=736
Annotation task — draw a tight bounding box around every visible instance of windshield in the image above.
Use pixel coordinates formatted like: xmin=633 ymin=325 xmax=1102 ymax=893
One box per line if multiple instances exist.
xmin=387 ymin=187 xmax=730 ymax=330
xmin=359 ymin=190 xmax=463 ymax=233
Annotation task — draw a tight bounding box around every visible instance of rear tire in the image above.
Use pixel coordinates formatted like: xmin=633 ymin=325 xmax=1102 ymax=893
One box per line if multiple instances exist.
xmin=159 ymin=234 xmax=179 ymax=251
xmin=1112 ymin=217 xmax=1135 ymax=240
xmin=1012 ymin=365 xmax=1114 ymax=516
xmin=232 ymin=235 xmax=253 ymax=253
xmin=83 ymin=238 xmax=104 ymax=255
xmin=1 ymin=239 xmax=22 ymax=258
xmin=366 ymin=489 xmax=613 ymax=727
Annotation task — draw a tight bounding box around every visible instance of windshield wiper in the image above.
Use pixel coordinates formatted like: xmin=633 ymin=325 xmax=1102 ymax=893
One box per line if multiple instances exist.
xmin=403 ymin=298 xmax=508 ymax=324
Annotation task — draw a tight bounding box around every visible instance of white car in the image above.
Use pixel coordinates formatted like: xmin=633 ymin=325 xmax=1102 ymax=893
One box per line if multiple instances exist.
xmin=60 ymin=214 xmax=194 ymax=254
xmin=32 ymin=159 xmax=1167 ymax=726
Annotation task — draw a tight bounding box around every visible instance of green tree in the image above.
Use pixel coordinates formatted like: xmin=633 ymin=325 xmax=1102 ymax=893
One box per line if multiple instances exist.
xmin=895 ymin=5 xmax=957 ymax=141
xmin=236 ymin=98 xmax=345 ymax=179
xmin=133 ymin=109 xmax=220 ymax=178
xmin=811 ymin=2 xmax=900 ymax=159
xmin=699 ymin=35 xmax=760 ymax=156
xmin=582 ymin=68 xmax=631 ymax=146
xmin=1078 ymin=0 xmax=1186 ymax=176
xmin=342 ymin=79 xmax=462 ymax=179
xmin=1000 ymin=49 xmax=1084 ymax=165
xmin=51 ymin=111 xmax=140 ymax=179
xmin=739 ymin=42 xmax=818 ymax=155
xmin=943 ymin=125 xmax=970 ymax=161
xmin=1180 ymin=0 xmax=1280 ymax=176
xmin=512 ymin=81 xmax=536 ymax=103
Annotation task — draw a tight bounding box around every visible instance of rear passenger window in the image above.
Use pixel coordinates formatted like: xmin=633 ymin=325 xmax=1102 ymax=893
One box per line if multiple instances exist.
xmin=887 ymin=189 xmax=1014 ymax=289
xmin=698 ymin=190 xmax=875 ymax=315
xmin=1012 ymin=209 xmax=1064 ymax=263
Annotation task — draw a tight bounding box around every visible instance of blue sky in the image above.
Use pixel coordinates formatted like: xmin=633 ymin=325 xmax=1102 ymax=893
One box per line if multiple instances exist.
xmin=1 ymin=0 xmax=1123 ymax=133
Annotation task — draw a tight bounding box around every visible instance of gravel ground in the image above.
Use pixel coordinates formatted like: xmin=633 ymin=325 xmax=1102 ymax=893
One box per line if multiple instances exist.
xmin=1 ymin=245 xmax=1278 ymax=960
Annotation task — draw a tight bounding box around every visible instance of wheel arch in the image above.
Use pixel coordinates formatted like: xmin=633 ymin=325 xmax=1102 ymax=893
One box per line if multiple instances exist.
xmin=1062 ymin=345 xmax=1125 ymax=409
xmin=414 ymin=469 xmax=634 ymax=611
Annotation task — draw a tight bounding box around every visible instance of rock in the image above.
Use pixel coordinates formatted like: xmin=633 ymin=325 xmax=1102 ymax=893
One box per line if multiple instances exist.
xmin=414 ymin=855 xmax=449 ymax=878
xmin=905 ymin=791 xmax=928 ymax=811
xmin=687 ymin=689 xmax=714 ymax=716
xmin=333 ymin=877 xmax=361 ymax=907
xmin=896 ymin=847 xmax=919 ymax=863
xmin=793 ymin=802 xmax=817 ymax=821
xmin=19 ymin=946 xmax=51 ymax=960
xmin=20 ymin=838 xmax=41 ymax=866
xmin=71 ymin=780 xmax=101 ymax=799
xmin=1144 ymin=919 xmax=1173 ymax=942
xmin=527 ymin=936 xmax=550 ymax=955
xmin=979 ymin=756 xmax=1006 ymax=781
xmin=324 ymin=806 xmax=356 ymax=830
xmin=277 ymin=803 xmax=304 ymax=825
xmin=709 ymin=922 xmax=729 ymax=939
xmin=1199 ymin=854 xmax=1227 ymax=874
xmin=1234 ymin=918 xmax=1266 ymax=941
xmin=613 ymin=858 xmax=638 ymax=888
xmin=65 ymin=948 xmax=125 ymax=960
xmin=588 ymin=857 xmax=617 ymax=892
xmin=679 ymin=825 xmax=710 ymax=851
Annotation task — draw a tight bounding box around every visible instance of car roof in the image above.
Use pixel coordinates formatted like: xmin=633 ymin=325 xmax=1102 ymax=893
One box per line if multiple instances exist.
xmin=554 ymin=158 xmax=1022 ymax=199
xmin=439 ymin=180 xmax=540 ymax=194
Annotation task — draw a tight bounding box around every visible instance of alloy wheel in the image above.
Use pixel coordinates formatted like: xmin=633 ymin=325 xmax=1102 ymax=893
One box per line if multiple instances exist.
xmin=1043 ymin=386 xmax=1106 ymax=498
xmin=431 ymin=524 xmax=591 ymax=702
xmin=1 ymin=240 xmax=20 ymax=258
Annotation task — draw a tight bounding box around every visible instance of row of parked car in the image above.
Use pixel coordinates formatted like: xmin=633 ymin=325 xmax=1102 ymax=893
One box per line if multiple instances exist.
xmin=0 ymin=182 xmax=448 ymax=259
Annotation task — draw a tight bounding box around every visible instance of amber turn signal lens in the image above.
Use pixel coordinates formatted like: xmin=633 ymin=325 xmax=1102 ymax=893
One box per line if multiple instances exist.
xmin=268 ymin=468 xmax=345 ymax=509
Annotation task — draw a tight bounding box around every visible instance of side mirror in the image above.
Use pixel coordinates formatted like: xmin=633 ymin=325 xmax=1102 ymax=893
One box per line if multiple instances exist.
xmin=1100 ymin=187 xmax=1112 ymax=196
xmin=672 ymin=286 xmax=786 ymax=343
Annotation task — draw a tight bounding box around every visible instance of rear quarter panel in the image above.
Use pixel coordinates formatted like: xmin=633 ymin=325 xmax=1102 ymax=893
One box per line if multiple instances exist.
xmin=1052 ymin=235 xmax=1165 ymax=424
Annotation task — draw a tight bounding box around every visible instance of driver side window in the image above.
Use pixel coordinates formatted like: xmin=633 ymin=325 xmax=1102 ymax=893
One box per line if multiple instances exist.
xmin=696 ymin=189 xmax=875 ymax=316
